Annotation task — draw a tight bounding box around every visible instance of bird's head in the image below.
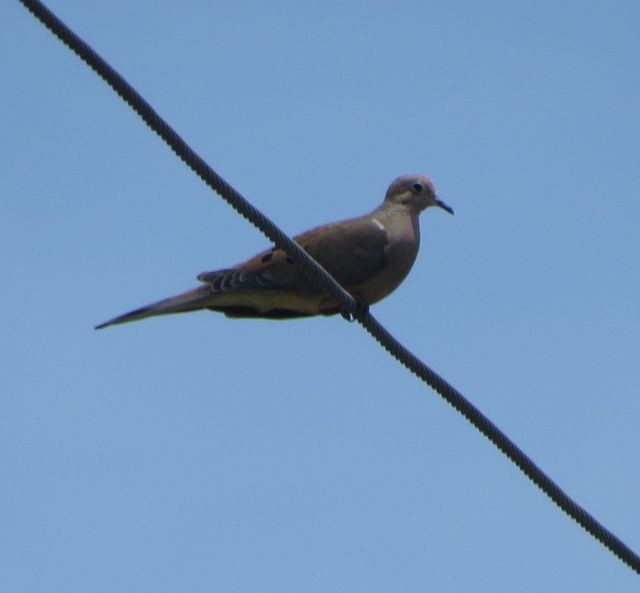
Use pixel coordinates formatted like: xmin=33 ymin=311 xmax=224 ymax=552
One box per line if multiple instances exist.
xmin=384 ymin=174 xmax=454 ymax=215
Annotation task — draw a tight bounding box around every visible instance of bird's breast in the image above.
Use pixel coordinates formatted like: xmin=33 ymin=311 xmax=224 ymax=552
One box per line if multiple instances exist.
xmin=356 ymin=215 xmax=420 ymax=305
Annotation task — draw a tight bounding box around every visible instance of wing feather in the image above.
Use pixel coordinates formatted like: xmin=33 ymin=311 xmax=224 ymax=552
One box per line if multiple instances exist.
xmin=197 ymin=215 xmax=389 ymax=294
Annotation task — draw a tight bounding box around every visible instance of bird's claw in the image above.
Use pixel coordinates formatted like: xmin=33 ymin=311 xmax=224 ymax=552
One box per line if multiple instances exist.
xmin=340 ymin=296 xmax=369 ymax=322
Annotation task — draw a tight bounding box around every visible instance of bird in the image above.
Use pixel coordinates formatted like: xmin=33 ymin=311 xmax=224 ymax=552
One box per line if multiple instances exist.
xmin=95 ymin=174 xmax=453 ymax=329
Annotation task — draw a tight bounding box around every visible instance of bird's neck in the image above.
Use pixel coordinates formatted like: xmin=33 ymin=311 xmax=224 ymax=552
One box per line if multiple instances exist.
xmin=378 ymin=202 xmax=420 ymax=223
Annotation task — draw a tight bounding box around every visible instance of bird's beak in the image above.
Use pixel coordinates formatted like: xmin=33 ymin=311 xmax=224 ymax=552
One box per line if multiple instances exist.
xmin=435 ymin=198 xmax=454 ymax=215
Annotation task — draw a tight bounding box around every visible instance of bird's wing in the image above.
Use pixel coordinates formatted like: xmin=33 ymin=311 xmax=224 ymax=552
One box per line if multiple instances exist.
xmin=196 ymin=214 xmax=390 ymax=293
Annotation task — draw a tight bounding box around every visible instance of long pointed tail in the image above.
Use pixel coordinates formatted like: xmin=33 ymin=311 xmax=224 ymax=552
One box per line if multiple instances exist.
xmin=95 ymin=286 xmax=212 ymax=330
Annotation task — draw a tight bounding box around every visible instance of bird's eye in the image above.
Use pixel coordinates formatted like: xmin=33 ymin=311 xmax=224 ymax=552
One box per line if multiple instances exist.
xmin=412 ymin=182 xmax=424 ymax=193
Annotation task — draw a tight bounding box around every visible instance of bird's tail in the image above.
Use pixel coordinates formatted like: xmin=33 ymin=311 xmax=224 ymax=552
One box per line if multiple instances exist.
xmin=95 ymin=286 xmax=212 ymax=330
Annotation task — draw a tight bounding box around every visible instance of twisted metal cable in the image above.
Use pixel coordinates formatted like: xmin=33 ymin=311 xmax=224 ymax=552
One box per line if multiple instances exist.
xmin=18 ymin=0 xmax=640 ymax=576
xmin=361 ymin=315 xmax=638 ymax=568
xmin=18 ymin=0 xmax=357 ymax=315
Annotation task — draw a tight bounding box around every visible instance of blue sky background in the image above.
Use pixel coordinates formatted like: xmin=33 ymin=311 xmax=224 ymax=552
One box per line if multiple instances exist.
xmin=2 ymin=1 xmax=639 ymax=591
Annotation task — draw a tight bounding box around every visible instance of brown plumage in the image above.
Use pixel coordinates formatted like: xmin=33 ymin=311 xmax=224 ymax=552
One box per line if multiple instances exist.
xmin=95 ymin=174 xmax=453 ymax=329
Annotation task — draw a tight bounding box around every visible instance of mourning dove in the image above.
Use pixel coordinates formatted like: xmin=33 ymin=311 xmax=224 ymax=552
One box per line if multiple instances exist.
xmin=95 ymin=174 xmax=453 ymax=329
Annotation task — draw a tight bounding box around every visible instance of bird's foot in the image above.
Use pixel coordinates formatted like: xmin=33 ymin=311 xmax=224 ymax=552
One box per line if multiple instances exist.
xmin=340 ymin=295 xmax=369 ymax=322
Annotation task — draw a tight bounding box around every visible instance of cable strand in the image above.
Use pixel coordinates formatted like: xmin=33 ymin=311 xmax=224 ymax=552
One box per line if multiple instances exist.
xmin=18 ymin=0 xmax=640 ymax=576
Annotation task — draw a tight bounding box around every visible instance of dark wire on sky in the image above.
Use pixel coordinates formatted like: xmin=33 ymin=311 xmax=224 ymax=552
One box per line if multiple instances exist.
xmin=18 ymin=0 xmax=640 ymax=577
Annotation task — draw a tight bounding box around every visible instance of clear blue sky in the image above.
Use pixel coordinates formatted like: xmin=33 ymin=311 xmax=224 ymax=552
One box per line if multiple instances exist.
xmin=2 ymin=1 xmax=639 ymax=591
